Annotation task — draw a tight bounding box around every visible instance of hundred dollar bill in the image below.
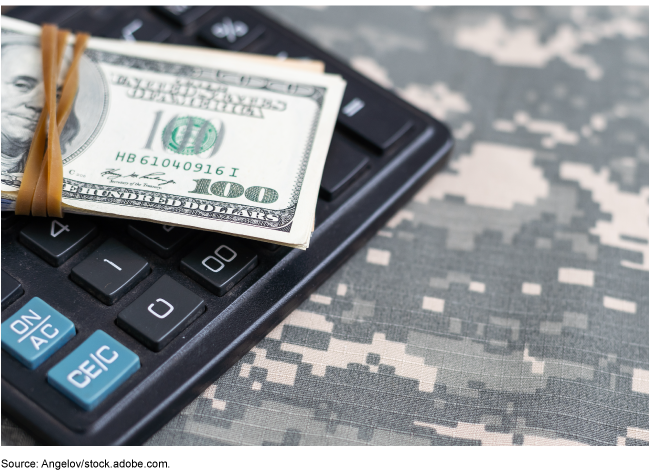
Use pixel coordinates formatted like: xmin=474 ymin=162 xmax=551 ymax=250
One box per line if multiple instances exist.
xmin=1 ymin=16 xmax=345 ymax=249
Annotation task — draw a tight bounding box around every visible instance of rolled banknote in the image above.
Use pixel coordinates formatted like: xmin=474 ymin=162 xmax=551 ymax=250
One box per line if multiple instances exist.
xmin=1 ymin=16 xmax=346 ymax=249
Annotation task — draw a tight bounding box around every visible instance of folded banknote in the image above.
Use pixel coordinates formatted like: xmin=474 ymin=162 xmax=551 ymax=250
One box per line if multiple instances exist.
xmin=1 ymin=16 xmax=346 ymax=249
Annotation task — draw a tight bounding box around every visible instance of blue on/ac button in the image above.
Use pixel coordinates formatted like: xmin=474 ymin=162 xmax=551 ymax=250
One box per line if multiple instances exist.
xmin=47 ymin=330 xmax=140 ymax=411
xmin=1 ymin=297 xmax=75 ymax=369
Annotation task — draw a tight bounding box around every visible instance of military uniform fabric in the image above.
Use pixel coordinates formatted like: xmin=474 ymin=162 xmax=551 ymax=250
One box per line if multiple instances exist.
xmin=2 ymin=5 xmax=648 ymax=447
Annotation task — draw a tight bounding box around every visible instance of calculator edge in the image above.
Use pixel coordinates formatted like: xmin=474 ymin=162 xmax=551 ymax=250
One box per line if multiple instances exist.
xmin=1 ymin=5 xmax=455 ymax=445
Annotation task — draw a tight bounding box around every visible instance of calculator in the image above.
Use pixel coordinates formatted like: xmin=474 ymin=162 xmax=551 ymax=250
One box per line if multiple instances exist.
xmin=1 ymin=6 xmax=453 ymax=445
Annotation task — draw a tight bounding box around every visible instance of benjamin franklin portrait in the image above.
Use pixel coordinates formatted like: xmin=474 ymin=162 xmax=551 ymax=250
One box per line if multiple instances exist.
xmin=1 ymin=40 xmax=81 ymax=175
xmin=1 ymin=33 xmax=107 ymax=187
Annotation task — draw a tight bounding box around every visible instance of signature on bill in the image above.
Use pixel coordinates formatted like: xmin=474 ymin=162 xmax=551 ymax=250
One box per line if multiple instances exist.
xmin=101 ymin=168 xmax=176 ymax=186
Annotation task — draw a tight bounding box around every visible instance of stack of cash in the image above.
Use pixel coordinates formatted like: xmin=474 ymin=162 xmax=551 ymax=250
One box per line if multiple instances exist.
xmin=1 ymin=16 xmax=346 ymax=249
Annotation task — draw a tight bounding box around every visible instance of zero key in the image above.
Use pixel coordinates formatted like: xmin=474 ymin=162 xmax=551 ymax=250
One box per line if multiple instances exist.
xmin=180 ymin=235 xmax=258 ymax=296
xmin=117 ymin=275 xmax=205 ymax=351
xmin=337 ymin=79 xmax=413 ymax=152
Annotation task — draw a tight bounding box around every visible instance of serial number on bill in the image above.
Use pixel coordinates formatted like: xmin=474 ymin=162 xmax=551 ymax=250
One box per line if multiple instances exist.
xmin=114 ymin=152 xmax=239 ymax=177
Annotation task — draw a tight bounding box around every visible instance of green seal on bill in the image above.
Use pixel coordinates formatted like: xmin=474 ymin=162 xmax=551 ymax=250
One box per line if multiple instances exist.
xmin=162 ymin=116 xmax=219 ymax=156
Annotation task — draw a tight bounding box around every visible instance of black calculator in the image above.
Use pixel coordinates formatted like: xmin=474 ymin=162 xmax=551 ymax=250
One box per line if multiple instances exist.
xmin=1 ymin=6 xmax=453 ymax=445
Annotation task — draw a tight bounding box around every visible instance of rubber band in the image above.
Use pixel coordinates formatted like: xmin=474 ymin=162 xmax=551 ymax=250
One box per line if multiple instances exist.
xmin=56 ymin=33 xmax=89 ymax=131
xmin=28 ymin=24 xmax=58 ymax=217
xmin=15 ymin=25 xmax=89 ymax=217
xmin=14 ymin=25 xmax=59 ymax=215
xmin=37 ymin=29 xmax=69 ymax=216
xmin=46 ymin=30 xmax=87 ymax=217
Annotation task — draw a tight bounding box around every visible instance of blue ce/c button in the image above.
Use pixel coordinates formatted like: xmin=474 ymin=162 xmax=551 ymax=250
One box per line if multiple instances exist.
xmin=47 ymin=330 xmax=140 ymax=411
xmin=1 ymin=297 xmax=75 ymax=369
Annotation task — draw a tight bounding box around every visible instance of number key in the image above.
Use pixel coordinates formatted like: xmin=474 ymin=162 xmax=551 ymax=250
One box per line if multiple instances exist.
xmin=117 ymin=275 xmax=205 ymax=351
xmin=337 ymin=79 xmax=414 ymax=152
xmin=19 ymin=215 xmax=98 ymax=266
xmin=105 ymin=16 xmax=172 ymax=42
xmin=180 ymin=235 xmax=257 ymax=296
xmin=259 ymin=38 xmax=314 ymax=60
xmin=71 ymin=239 xmax=150 ymax=305
xmin=152 ymin=5 xmax=213 ymax=26
xmin=127 ymin=221 xmax=194 ymax=258
xmin=199 ymin=10 xmax=266 ymax=51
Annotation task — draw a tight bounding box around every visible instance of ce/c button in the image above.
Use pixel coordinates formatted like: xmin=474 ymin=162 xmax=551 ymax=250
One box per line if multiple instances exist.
xmin=47 ymin=330 xmax=140 ymax=411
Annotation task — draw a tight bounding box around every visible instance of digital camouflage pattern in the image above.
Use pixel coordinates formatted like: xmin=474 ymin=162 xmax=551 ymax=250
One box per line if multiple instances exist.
xmin=3 ymin=5 xmax=648 ymax=446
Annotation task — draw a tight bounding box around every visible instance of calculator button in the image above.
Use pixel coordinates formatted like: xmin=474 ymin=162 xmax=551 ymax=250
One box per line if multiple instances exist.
xmin=320 ymin=134 xmax=371 ymax=201
xmin=59 ymin=7 xmax=123 ymax=33
xmin=337 ymin=79 xmax=414 ymax=151
xmin=70 ymin=238 xmax=150 ymax=305
xmin=47 ymin=330 xmax=140 ymax=411
xmin=259 ymin=37 xmax=314 ymax=60
xmin=19 ymin=216 xmax=98 ymax=266
xmin=199 ymin=11 xmax=266 ymax=51
xmin=117 ymin=276 xmax=205 ymax=352
xmin=256 ymin=241 xmax=279 ymax=252
xmin=180 ymin=235 xmax=258 ymax=296
xmin=127 ymin=222 xmax=194 ymax=258
xmin=1 ymin=211 xmax=21 ymax=230
xmin=1 ymin=270 xmax=23 ymax=310
xmin=105 ymin=16 xmax=172 ymax=42
xmin=152 ymin=6 xmax=213 ymax=26
xmin=1 ymin=297 xmax=75 ymax=370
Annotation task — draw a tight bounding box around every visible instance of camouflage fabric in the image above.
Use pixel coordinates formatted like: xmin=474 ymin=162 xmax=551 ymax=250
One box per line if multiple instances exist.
xmin=3 ymin=5 xmax=648 ymax=446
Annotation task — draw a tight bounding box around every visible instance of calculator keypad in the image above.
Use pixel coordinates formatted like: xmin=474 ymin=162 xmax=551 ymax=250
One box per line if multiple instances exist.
xmin=180 ymin=235 xmax=258 ymax=296
xmin=117 ymin=275 xmax=205 ymax=352
xmin=19 ymin=215 xmax=98 ymax=267
xmin=70 ymin=238 xmax=150 ymax=305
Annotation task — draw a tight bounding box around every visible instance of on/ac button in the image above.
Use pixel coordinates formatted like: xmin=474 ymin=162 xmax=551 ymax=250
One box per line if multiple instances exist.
xmin=1 ymin=297 xmax=75 ymax=369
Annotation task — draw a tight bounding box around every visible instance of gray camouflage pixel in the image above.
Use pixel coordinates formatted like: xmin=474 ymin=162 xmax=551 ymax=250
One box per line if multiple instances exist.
xmin=2 ymin=5 xmax=648 ymax=446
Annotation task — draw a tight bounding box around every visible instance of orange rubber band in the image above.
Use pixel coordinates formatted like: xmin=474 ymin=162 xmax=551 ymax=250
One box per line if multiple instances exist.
xmin=14 ymin=26 xmax=62 ymax=215
xmin=29 ymin=24 xmax=59 ymax=217
xmin=16 ymin=25 xmax=89 ymax=217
